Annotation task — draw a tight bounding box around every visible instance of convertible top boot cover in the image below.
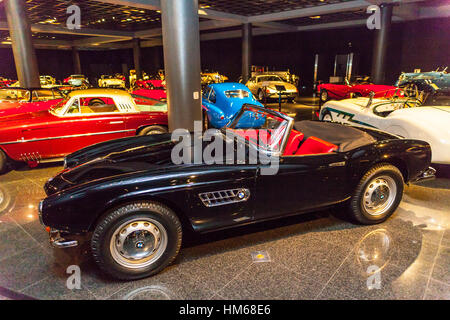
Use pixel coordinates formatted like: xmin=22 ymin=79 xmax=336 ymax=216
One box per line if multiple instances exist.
xmin=293 ymin=120 xmax=377 ymax=152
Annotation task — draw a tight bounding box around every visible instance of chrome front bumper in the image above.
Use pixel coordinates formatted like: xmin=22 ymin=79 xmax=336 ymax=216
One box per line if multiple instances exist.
xmin=412 ymin=167 xmax=436 ymax=184
xmin=49 ymin=229 xmax=79 ymax=249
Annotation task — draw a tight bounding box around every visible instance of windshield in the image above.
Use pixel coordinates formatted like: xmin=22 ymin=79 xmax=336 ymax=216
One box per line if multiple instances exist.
xmin=224 ymin=90 xmax=250 ymax=98
xmin=50 ymin=97 xmax=70 ymax=114
xmin=0 ymin=89 xmax=30 ymax=102
xmin=258 ymin=76 xmax=283 ymax=82
xmin=224 ymin=105 xmax=289 ymax=154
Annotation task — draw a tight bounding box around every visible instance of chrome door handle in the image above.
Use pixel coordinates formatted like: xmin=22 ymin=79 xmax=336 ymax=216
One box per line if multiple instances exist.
xmin=109 ymin=121 xmax=124 ymax=124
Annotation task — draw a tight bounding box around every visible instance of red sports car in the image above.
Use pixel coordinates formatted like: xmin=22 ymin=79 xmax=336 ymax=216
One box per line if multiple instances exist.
xmin=317 ymin=76 xmax=402 ymax=103
xmin=132 ymin=80 xmax=167 ymax=101
xmin=0 ymin=89 xmax=168 ymax=173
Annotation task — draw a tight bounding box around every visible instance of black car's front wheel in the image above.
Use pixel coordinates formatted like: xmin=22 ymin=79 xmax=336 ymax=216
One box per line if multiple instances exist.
xmin=91 ymin=201 xmax=182 ymax=280
xmin=349 ymin=164 xmax=404 ymax=224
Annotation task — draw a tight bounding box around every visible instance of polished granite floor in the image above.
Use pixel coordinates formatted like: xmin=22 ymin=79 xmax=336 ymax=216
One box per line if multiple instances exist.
xmin=0 ymin=163 xmax=449 ymax=300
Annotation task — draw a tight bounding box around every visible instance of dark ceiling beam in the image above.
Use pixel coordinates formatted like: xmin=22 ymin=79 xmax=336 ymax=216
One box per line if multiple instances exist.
xmin=0 ymin=21 xmax=134 ymax=38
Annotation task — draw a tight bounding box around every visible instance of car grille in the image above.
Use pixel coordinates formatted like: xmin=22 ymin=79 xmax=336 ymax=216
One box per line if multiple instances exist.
xmin=199 ymin=188 xmax=250 ymax=207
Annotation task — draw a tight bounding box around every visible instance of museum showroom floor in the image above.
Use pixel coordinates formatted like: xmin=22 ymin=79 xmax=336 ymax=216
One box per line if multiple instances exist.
xmin=0 ymin=100 xmax=449 ymax=300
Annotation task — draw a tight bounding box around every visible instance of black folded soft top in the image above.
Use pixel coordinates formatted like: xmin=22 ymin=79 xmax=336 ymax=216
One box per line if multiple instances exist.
xmin=293 ymin=120 xmax=377 ymax=152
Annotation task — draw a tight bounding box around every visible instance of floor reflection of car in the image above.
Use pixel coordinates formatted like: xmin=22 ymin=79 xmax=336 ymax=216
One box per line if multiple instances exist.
xmin=246 ymin=75 xmax=298 ymax=102
xmin=0 ymin=88 xmax=64 ymax=116
xmin=319 ymin=89 xmax=450 ymax=164
xmin=0 ymin=89 xmax=168 ymax=173
xmin=39 ymin=104 xmax=433 ymax=280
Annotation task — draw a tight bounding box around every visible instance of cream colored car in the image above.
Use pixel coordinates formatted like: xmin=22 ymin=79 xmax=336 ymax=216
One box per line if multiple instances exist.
xmin=246 ymin=75 xmax=298 ymax=102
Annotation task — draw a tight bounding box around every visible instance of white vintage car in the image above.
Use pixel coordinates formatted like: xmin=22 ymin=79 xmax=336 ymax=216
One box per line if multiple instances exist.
xmin=98 ymin=75 xmax=126 ymax=89
xmin=246 ymin=75 xmax=298 ymax=102
xmin=319 ymin=92 xmax=450 ymax=164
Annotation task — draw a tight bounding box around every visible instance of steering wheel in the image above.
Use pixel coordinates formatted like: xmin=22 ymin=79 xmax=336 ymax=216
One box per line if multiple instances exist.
xmin=404 ymin=97 xmax=422 ymax=108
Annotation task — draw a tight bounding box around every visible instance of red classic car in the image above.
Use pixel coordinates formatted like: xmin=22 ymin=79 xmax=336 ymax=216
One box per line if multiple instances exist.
xmin=131 ymin=88 xmax=167 ymax=101
xmin=0 ymin=77 xmax=16 ymax=87
xmin=0 ymin=88 xmax=64 ymax=117
xmin=0 ymin=89 xmax=168 ymax=173
xmin=132 ymin=80 xmax=167 ymax=101
xmin=317 ymin=76 xmax=402 ymax=103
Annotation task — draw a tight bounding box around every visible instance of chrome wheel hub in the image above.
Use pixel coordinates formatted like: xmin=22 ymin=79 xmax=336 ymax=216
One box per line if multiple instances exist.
xmin=362 ymin=175 xmax=397 ymax=216
xmin=110 ymin=218 xmax=168 ymax=269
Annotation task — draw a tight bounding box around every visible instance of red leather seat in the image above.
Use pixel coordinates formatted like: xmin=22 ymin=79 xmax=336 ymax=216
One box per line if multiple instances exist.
xmin=283 ymin=130 xmax=304 ymax=156
xmin=296 ymin=136 xmax=337 ymax=155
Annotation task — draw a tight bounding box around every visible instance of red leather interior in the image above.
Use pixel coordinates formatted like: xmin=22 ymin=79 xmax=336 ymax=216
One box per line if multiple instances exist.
xmin=283 ymin=130 xmax=304 ymax=155
xmin=295 ymin=136 xmax=337 ymax=155
xmin=230 ymin=129 xmax=337 ymax=156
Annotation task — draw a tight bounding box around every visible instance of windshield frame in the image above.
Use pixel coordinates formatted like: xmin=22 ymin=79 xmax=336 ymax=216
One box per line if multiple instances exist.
xmin=222 ymin=104 xmax=293 ymax=157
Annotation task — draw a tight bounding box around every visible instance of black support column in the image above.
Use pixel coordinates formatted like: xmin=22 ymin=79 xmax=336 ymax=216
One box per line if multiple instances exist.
xmin=371 ymin=3 xmax=393 ymax=84
xmin=72 ymin=47 xmax=82 ymax=74
xmin=5 ymin=0 xmax=40 ymax=88
xmin=242 ymin=23 xmax=252 ymax=84
xmin=132 ymin=38 xmax=142 ymax=80
xmin=161 ymin=0 xmax=202 ymax=131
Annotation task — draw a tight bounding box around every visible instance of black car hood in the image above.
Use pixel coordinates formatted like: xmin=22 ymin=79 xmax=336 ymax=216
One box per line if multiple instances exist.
xmin=47 ymin=134 xmax=178 ymax=195
xmin=64 ymin=133 xmax=174 ymax=169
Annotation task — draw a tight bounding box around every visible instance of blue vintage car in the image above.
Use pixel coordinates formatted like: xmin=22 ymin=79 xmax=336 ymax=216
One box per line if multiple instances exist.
xmin=202 ymin=82 xmax=264 ymax=129
xmin=396 ymin=68 xmax=450 ymax=92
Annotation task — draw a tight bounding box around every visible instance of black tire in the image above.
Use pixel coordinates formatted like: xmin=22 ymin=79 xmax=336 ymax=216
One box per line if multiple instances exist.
xmin=257 ymin=89 xmax=265 ymax=101
xmin=319 ymin=89 xmax=329 ymax=103
xmin=0 ymin=149 xmax=8 ymax=174
xmin=91 ymin=201 xmax=182 ymax=280
xmin=139 ymin=125 xmax=168 ymax=135
xmin=349 ymin=163 xmax=404 ymax=225
xmin=321 ymin=110 xmax=333 ymax=122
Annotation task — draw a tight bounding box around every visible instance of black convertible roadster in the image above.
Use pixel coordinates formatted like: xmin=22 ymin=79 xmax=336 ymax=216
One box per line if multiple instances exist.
xmin=39 ymin=105 xmax=434 ymax=280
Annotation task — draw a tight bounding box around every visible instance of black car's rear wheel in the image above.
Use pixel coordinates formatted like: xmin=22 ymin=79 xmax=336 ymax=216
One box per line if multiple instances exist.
xmin=349 ymin=164 xmax=403 ymax=224
xmin=91 ymin=201 xmax=182 ymax=280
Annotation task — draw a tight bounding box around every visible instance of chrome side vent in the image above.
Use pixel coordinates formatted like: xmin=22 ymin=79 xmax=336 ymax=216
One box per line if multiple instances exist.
xmin=199 ymin=188 xmax=250 ymax=207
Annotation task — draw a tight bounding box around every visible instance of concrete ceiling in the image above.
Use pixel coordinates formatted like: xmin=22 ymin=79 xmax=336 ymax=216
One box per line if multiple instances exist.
xmin=0 ymin=0 xmax=448 ymax=49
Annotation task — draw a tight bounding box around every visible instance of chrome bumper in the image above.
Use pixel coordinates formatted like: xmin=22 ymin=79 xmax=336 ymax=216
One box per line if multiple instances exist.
xmin=412 ymin=167 xmax=436 ymax=184
xmin=49 ymin=229 xmax=78 ymax=249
